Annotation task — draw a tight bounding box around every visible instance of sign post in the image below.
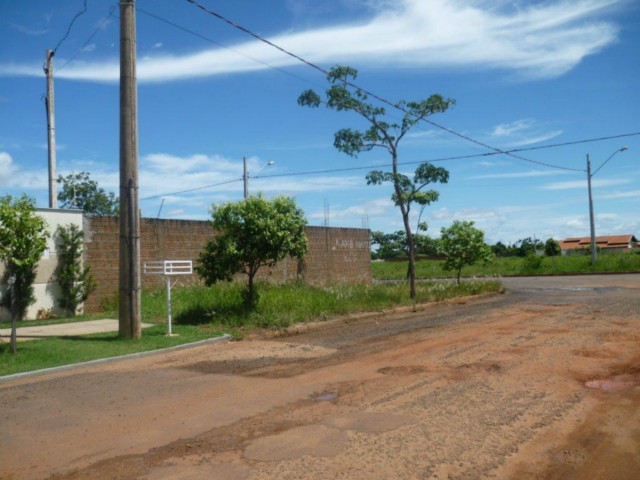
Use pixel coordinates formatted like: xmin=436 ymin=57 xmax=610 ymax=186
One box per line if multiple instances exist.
xmin=143 ymin=260 xmax=192 ymax=335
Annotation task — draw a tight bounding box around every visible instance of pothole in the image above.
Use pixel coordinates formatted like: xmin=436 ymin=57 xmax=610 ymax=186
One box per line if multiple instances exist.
xmin=585 ymin=374 xmax=640 ymax=392
xmin=377 ymin=365 xmax=426 ymax=376
xmin=312 ymin=391 xmax=339 ymax=401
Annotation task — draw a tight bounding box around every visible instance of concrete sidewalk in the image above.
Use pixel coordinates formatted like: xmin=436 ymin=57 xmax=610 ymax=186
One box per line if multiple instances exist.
xmin=0 ymin=319 xmax=153 ymax=342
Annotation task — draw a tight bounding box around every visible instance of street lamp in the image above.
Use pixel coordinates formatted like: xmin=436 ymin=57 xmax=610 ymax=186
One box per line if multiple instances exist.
xmin=243 ymin=157 xmax=274 ymax=199
xmin=586 ymin=146 xmax=629 ymax=265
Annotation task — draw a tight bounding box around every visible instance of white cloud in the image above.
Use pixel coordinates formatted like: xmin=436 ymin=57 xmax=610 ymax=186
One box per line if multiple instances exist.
xmin=308 ymin=197 xmax=393 ymax=220
xmin=153 ymin=43 xmax=163 ymax=49
xmin=469 ymin=169 xmax=575 ymax=180
xmin=0 ymin=0 xmax=623 ymax=83
xmin=599 ymin=189 xmax=640 ymax=200
xmin=81 ymin=44 xmax=97 ymax=53
xmin=489 ymin=118 xmax=563 ymax=147
xmin=0 ymin=152 xmax=17 ymax=181
xmin=541 ymin=178 xmax=630 ymax=190
xmin=0 ymin=151 xmax=49 ymax=189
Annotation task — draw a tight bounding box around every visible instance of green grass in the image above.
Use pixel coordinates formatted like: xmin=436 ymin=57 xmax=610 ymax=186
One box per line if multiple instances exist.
xmin=1 ymin=279 xmax=502 ymax=376
xmin=372 ymin=253 xmax=640 ymax=280
xmin=0 ymin=324 xmax=224 ymax=377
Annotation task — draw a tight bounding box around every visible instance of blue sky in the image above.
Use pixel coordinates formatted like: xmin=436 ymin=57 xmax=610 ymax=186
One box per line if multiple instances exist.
xmin=1 ymin=0 xmax=638 ymax=244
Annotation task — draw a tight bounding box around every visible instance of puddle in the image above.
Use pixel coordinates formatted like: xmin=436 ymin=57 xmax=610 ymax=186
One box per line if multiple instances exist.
xmin=312 ymin=391 xmax=339 ymax=401
xmin=585 ymin=374 xmax=640 ymax=392
xmin=541 ymin=287 xmax=621 ymax=293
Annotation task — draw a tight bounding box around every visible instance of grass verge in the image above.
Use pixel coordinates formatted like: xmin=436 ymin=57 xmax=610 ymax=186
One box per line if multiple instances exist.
xmin=1 ymin=279 xmax=501 ymax=376
xmin=373 ymin=254 xmax=640 ymax=280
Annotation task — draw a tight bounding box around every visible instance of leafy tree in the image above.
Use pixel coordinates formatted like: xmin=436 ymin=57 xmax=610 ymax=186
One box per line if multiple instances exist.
xmin=371 ymin=230 xmax=407 ymax=259
xmin=197 ymin=195 xmax=308 ymax=307
xmin=0 ymin=195 xmax=49 ymax=353
xmin=544 ymin=238 xmax=561 ymax=257
xmin=55 ymin=224 xmax=96 ymax=317
xmin=371 ymin=230 xmax=441 ymax=260
xmin=491 ymin=241 xmax=509 ymax=257
xmin=57 ymin=171 xmax=118 ymax=216
xmin=440 ymin=221 xmax=493 ymax=285
xmin=298 ymin=66 xmax=453 ymax=299
xmin=515 ymin=237 xmax=544 ymax=257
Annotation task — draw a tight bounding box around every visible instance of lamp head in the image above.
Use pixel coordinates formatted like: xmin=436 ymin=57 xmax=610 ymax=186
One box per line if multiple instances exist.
xmin=620 ymin=146 xmax=628 ymax=152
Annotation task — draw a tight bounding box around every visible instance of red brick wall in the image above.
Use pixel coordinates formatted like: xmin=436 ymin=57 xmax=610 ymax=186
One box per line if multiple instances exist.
xmin=83 ymin=217 xmax=371 ymax=313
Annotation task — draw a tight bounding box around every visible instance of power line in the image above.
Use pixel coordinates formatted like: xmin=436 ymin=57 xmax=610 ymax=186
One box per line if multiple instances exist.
xmin=58 ymin=4 xmax=117 ymax=72
xmin=140 ymin=178 xmax=242 ymax=201
xmin=136 ymin=6 xmax=325 ymax=90
xmin=140 ymin=132 xmax=638 ymax=201
xmin=183 ymin=0 xmax=583 ymax=173
xmin=52 ymin=0 xmax=89 ymax=55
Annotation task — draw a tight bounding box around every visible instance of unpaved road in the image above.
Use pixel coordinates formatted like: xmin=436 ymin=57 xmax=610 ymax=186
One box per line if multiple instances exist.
xmin=1 ymin=274 xmax=639 ymax=480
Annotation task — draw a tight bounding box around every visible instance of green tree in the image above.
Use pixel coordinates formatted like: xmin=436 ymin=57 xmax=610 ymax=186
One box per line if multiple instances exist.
xmin=0 ymin=195 xmax=49 ymax=353
xmin=298 ymin=66 xmax=453 ymax=299
xmin=196 ymin=195 xmax=308 ymax=307
xmin=55 ymin=224 xmax=96 ymax=317
xmin=57 ymin=171 xmax=118 ymax=216
xmin=544 ymin=238 xmax=561 ymax=257
xmin=440 ymin=221 xmax=493 ymax=285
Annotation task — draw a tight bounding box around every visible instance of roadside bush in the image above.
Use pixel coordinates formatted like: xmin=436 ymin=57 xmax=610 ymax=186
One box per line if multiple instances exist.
xmin=523 ymin=254 xmax=543 ymax=270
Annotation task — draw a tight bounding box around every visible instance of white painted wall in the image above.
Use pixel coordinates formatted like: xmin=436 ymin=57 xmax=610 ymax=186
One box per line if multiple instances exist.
xmin=0 ymin=208 xmax=84 ymax=321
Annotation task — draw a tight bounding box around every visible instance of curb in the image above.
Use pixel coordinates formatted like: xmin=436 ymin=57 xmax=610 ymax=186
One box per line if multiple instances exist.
xmin=258 ymin=291 xmax=502 ymax=339
xmin=0 ymin=334 xmax=232 ymax=383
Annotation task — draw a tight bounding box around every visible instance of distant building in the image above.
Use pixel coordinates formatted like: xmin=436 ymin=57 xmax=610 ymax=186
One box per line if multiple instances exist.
xmin=558 ymin=234 xmax=639 ymax=255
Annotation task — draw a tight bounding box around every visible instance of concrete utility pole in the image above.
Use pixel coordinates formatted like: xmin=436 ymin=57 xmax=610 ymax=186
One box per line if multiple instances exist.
xmin=586 ymin=146 xmax=629 ymax=266
xmin=586 ymin=155 xmax=597 ymax=266
xmin=119 ymin=0 xmax=141 ymax=339
xmin=243 ymin=156 xmax=249 ymax=199
xmin=44 ymin=49 xmax=57 ymax=208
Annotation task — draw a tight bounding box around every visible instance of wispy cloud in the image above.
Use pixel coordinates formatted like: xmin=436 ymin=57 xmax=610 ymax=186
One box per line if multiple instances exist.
xmin=489 ymin=118 xmax=563 ymax=147
xmin=470 ymin=169 xmax=575 ymax=180
xmin=598 ymin=189 xmax=640 ymax=200
xmin=10 ymin=24 xmax=49 ymax=36
xmin=541 ymin=178 xmax=630 ymax=190
xmin=0 ymin=0 xmax=623 ymax=83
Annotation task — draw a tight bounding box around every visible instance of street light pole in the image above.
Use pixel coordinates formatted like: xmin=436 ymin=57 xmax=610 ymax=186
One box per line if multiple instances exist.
xmin=586 ymin=146 xmax=629 ymax=266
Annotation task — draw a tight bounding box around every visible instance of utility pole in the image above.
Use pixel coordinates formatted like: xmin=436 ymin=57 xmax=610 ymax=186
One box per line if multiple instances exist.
xmin=119 ymin=0 xmax=141 ymax=339
xmin=586 ymin=146 xmax=629 ymax=266
xmin=243 ymin=156 xmax=248 ymax=199
xmin=44 ymin=49 xmax=57 ymax=208
xmin=586 ymin=154 xmax=597 ymax=266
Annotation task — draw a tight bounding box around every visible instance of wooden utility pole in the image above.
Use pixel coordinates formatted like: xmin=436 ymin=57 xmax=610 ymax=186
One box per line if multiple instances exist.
xmin=119 ymin=0 xmax=141 ymax=339
xmin=44 ymin=49 xmax=57 ymax=208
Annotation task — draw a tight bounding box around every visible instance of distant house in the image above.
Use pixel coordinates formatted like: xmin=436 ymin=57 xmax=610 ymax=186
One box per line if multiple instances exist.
xmin=558 ymin=234 xmax=639 ymax=255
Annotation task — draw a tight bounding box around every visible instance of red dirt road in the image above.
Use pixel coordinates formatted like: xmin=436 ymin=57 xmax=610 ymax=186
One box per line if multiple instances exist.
xmin=1 ymin=274 xmax=639 ymax=479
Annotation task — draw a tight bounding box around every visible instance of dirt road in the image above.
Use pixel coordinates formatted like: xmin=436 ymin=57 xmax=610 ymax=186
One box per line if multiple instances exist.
xmin=1 ymin=274 xmax=638 ymax=479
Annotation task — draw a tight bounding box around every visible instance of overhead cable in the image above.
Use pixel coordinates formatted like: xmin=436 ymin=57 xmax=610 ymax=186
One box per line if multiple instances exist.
xmin=52 ymin=0 xmax=89 ymax=55
xmin=139 ymin=132 xmax=638 ymax=200
xmin=183 ymin=0 xmax=583 ymax=173
xmin=58 ymin=4 xmax=117 ymax=71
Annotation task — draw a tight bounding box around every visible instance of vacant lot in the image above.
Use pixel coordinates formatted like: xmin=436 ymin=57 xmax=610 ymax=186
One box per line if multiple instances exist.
xmin=1 ymin=275 xmax=638 ymax=479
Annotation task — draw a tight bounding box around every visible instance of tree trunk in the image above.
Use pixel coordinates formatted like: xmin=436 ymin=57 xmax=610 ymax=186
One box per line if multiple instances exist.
xmin=391 ymin=151 xmax=416 ymax=300
xmin=247 ymin=272 xmax=255 ymax=307
xmin=9 ymin=279 xmax=17 ymax=354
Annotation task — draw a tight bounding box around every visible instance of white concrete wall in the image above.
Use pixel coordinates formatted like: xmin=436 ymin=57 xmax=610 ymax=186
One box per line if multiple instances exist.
xmin=0 ymin=208 xmax=83 ymax=321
